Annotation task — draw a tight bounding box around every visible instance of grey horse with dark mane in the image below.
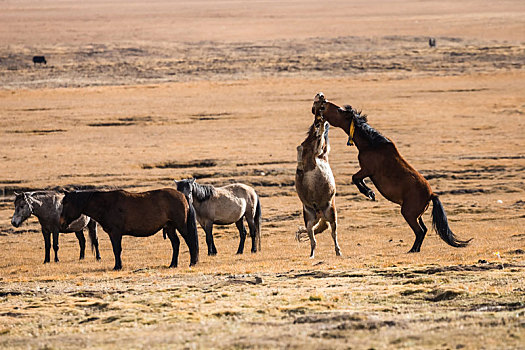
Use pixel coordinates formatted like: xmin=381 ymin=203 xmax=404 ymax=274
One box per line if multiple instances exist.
xmin=295 ymin=118 xmax=342 ymax=258
xmin=11 ymin=191 xmax=100 ymax=263
xmin=175 ymin=178 xmax=262 ymax=256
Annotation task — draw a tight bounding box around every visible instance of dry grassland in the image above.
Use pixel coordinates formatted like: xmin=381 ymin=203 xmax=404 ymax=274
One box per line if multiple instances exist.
xmin=0 ymin=1 xmax=524 ymax=349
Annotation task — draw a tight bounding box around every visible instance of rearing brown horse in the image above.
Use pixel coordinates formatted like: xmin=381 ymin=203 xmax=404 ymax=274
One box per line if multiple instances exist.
xmin=312 ymin=93 xmax=471 ymax=252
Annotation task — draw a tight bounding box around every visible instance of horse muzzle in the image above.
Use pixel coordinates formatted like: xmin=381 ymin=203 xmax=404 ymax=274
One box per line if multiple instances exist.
xmin=11 ymin=218 xmax=20 ymax=228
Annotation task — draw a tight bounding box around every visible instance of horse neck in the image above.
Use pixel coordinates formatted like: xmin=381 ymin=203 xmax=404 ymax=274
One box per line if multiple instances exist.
xmin=76 ymin=192 xmax=99 ymax=219
xmin=304 ymin=129 xmax=328 ymax=162
xmin=323 ymin=102 xmax=352 ymax=134
xmin=26 ymin=193 xmax=49 ymax=218
xmin=351 ymin=126 xmax=372 ymax=151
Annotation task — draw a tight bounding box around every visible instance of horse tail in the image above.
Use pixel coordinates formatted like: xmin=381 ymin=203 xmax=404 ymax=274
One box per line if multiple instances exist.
xmin=186 ymin=200 xmax=199 ymax=265
xmin=254 ymin=195 xmax=262 ymax=251
xmin=87 ymin=218 xmax=97 ymax=255
xmin=431 ymin=194 xmax=472 ymax=247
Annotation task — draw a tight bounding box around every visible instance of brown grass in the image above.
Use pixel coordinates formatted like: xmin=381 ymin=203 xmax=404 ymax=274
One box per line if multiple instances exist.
xmin=1 ymin=1 xmax=524 ymax=349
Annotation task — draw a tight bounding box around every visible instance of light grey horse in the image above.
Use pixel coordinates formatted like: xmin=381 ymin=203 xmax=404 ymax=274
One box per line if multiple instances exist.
xmin=175 ymin=179 xmax=261 ymax=256
xmin=11 ymin=191 xmax=101 ymax=263
xmin=295 ymin=119 xmax=341 ymax=258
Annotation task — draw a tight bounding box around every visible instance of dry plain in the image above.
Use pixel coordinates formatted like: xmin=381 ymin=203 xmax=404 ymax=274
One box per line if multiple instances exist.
xmin=0 ymin=1 xmax=524 ymax=349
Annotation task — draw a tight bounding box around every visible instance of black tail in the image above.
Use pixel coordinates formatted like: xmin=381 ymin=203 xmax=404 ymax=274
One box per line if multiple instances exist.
xmin=87 ymin=219 xmax=97 ymax=254
xmin=254 ymin=195 xmax=262 ymax=251
xmin=431 ymin=195 xmax=472 ymax=248
xmin=186 ymin=200 xmax=199 ymax=265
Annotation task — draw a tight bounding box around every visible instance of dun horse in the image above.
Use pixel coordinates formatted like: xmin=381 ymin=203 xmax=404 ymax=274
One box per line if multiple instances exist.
xmin=295 ymin=119 xmax=341 ymax=258
xmin=11 ymin=191 xmax=100 ymax=263
xmin=312 ymin=92 xmax=471 ymax=252
xmin=175 ymin=179 xmax=261 ymax=255
xmin=59 ymin=189 xmax=199 ymax=270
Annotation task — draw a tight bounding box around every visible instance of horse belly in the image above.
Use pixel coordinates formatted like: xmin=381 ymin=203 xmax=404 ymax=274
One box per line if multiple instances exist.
xmin=297 ymin=162 xmax=336 ymax=206
xmin=213 ymin=199 xmax=246 ymax=224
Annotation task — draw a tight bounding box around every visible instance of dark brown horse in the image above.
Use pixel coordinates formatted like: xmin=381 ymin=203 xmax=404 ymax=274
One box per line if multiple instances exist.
xmin=60 ymin=189 xmax=199 ymax=270
xmin=312 ymin=93 xmax=471 ymax=252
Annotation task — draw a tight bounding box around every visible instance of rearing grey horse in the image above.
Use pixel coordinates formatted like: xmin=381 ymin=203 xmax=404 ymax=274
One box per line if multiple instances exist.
xmin=295 ymin=118 xmax=341 ymax=258
xmin=11 ymin=191 xmax=101 ymax=263
xmin=175 ymin=179 xmax=261 ymax=256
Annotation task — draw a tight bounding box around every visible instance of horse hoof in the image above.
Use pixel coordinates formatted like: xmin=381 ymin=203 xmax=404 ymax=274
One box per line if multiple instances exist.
xmin=113 ymin=266 xmax=122 ymax=271
xmin=96 ymin=256 xmax=101 ymax=261
xmin=169 ymin=264 xmax=177 ymax=268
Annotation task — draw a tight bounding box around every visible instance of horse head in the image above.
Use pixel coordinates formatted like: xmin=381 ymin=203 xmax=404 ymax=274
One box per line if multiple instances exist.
xmin=312 ymin=92 xmax=327 ymax=127
xmin=174 ymin=179 xmax=195 ymax=203
xmin=59 ymin=191 xmax=87 ymax=230
xmin=11 ymin=192 xmax=34 ymax=227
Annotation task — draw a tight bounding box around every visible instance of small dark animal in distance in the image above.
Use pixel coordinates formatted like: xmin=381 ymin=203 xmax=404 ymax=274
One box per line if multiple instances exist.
xmin=32 ymin=56 xmax=47 ymax=65
xmin=428 ymin=38 xmax=436 ymax=48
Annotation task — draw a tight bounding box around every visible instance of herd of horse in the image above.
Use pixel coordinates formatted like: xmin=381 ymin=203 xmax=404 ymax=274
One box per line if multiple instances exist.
xmin=10 ymin=93 xmax=471 ymax=270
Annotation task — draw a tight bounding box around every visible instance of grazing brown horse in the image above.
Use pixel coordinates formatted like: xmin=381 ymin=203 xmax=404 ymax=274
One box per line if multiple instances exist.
xmin=60 ymin=189 xmax=199 ymax=270
xmin=295 ymin=119 xmax=341 ymax=258
xmin=312 ymin=92 xmax=471 ymax=252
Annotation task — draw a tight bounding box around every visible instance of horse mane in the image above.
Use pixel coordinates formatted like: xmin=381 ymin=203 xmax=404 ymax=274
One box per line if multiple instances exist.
xmin=192 ymin=182 xmax=216 ymax=202
xmin=342 ymin=105 xmax=391 ymax=145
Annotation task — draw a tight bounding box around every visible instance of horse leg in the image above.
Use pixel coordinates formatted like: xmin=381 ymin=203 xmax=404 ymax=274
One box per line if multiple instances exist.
xmin=313 ymin=219 xmax=329 ymax=235
xmin=178 ymin=230 xmax=198 ymax=267
xmin=52 ymin=231 xmax=60 ymax=262
xmin=108 ymin=233 xmax=123 ymax=270
xmin=235 ymin=218 xmax=247 ymax=254
xmin=42 ymin=229 xmax=51 ymax=264
xmin=417 ymin=217 xmax=428 ymax=252
xmin=402 ymin=205 xmax=426 ymax=253
xmin=325 ymin=201 xmax=342 ymax=256
xmin=203 ymin=222 xmax=217 ymax=256
xmin=352 ymin=169 xmax=375 ymax=201
xmin=75 ymin=231 xmax=86 ymax=260
xmin=166 ymin=226 xmax=180 ymax=268
xmin=246 ymin=214 xmax=257 ymax=253
xmin=303 ymin=206 xmax=319 ymax=258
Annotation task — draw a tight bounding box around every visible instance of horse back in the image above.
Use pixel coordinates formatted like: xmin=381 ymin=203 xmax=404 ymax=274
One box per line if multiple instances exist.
xmin=106 ymin=189 xmax=188 ymax=235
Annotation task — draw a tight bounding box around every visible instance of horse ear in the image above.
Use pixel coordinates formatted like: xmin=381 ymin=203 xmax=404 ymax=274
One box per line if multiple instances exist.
xmin=190 ymin=178 xmax=196 ymax=184
xmin=173 ymin=180 xmax=178 ymax=185
xmin=13 ymin=191 xmax=20 ymax=196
